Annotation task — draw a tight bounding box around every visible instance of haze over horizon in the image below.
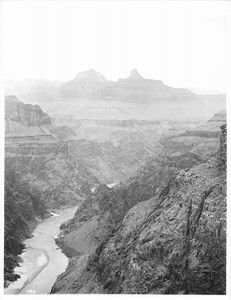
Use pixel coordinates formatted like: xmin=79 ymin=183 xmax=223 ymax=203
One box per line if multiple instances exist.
xmin=0 ymin=0 xmax=229 ymax=93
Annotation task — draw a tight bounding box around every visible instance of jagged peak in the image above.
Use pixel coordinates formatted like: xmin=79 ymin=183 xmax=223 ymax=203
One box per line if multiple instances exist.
xmin=75 ymin=69 xmax=106 ymax=81
xmin=128 ymin=69 xmax=143 ymax=79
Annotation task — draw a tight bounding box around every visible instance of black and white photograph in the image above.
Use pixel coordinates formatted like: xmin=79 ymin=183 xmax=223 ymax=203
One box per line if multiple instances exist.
xmin=0 ymin=0 xmax=230 ymax=298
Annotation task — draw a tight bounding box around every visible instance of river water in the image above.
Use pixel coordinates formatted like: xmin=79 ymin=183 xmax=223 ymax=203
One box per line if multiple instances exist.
xmin=5 ymin=183 xmax=117 ymax=295
xmin=4 ymin=207 xmax=77 ymax=295
xmin=90 ymin=182 xmax=117 ymax=193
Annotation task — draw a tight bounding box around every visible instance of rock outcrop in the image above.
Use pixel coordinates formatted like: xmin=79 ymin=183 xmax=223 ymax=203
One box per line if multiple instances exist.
xmin=5 ymin=96 xmax=97 ymax=209
xmin=5 ymin=95 xmax=51 ymax=126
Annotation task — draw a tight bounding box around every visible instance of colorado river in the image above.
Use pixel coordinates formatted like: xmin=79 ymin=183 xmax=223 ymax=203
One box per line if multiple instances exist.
xmin=4 ymin=207 xmax=77 ymax=295
xmin=91 ymin=182 xmax=117 ymax=193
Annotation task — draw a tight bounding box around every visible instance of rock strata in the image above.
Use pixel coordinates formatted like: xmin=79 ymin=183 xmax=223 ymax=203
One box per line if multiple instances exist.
xmin=4 ymin=96 xmax=97 ymax=286
xmin=5 ymin=95 xmax=51 ymax=126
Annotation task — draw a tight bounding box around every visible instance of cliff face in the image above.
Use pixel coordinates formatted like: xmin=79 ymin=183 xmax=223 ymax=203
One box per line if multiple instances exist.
xmin=4 ymin=171 xmax=49 ymax=286
xmin=5 ymin=96 xmax=97 ymax=209
xmin=159 ymin=110 xmax=226 ymax=161
xmin=4 ymin=96 xmax=97 ymax=286
xmin=84 ymin=153 xmax=226 ymax=294
xmin=51 ymin=123 xmax=226 ymax=294
xmin=5 ymin=95 xmax=51 ymax=126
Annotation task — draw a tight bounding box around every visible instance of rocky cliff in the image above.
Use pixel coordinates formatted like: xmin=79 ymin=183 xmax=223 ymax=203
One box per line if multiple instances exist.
xmin=4 ymin=169 xmax=49 ymax=287
xmin=82 ymin=151 xmax=226 ymax=294
xmin=159 ymin=110 xmax=226 ymax=161
xmin=5 ymin=96 xmax=97 ymax=209
xmin=5 ymin=95 xmax=51 ymax=126
xmin=4 ymin=97 xmax=97 ymax=286
xmin=51 ymin=121 xmax=226 ymax=294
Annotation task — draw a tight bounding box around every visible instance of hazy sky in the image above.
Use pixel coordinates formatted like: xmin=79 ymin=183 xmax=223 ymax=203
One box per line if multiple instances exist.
xmin=0 ymin=0 xmax=229 ymax=92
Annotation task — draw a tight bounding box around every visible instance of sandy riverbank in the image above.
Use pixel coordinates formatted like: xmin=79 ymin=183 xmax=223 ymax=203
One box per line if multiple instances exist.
xmin=4 ymin=207 xmax=77 ymax=294
xmin=4 ymin=248 xmax=49 ymax=294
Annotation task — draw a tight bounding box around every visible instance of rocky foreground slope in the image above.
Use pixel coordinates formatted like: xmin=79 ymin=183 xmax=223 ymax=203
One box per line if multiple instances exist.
xmin=51 ymin=116 xmax=226 ymax=294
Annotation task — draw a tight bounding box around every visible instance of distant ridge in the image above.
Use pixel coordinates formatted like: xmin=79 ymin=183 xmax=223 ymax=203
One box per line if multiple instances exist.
xmin=74 ymin=69 xmax=106 ymax=81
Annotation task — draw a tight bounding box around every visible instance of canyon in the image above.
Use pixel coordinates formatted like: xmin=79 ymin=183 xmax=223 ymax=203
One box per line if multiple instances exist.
xmin=4 ymin=70 xmax=227 ymax=295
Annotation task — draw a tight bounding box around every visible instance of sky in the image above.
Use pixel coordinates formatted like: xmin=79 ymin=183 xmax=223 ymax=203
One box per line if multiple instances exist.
xmin=0 ymin=0 xmax=229 ymax=92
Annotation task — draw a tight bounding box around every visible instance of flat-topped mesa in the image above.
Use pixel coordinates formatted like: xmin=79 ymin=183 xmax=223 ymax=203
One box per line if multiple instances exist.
xmin=74 ymin=69 xmax=106 ymax=82
xmin=4 ymin=96 xmax=67 ymax=156
xmin=117 ymin=70 xmax=174 ymax=97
